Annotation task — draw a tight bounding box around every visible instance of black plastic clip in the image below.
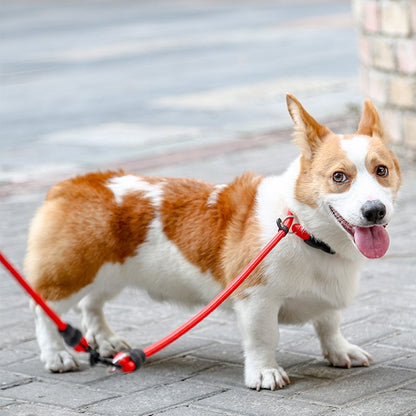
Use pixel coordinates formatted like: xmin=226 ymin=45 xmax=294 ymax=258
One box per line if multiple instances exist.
xmin=276 ymin=217 xmax=290 ymax=235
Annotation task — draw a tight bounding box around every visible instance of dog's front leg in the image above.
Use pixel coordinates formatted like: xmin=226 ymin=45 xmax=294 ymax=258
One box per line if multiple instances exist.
xmin=234 ymin=296 xmax=289 ymax=390
xmin=314 ymin=310 xmax=373 ymax=368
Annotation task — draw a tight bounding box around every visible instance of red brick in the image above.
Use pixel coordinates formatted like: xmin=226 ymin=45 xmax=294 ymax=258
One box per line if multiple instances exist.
xmin=410 ymin=1 xmax=416 ymax=35
xmin=363 ymin=0 xmax=380 ymax=33
xmin=397 ymin=39 xmax=416 ymax=74
xmin=381 ymin=1 xmax=411 ymax=37
xmin=372 ymin=37 xmax=395 ymax=70
xmin=367 ymin=70 xmax=389 ymax=104
xmin=358 ymin=34 xmax=372 ymax=65
xmin=380 ymin=108 xmax=402 ymax=144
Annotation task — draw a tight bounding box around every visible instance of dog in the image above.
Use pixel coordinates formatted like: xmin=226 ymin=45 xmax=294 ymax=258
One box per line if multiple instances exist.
xmin=24 ymin=94 xmax=401 ymax=390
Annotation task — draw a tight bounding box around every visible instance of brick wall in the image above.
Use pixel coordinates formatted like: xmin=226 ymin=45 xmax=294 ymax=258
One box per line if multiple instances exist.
xmin=353 ymin=0 xmax=416 ymax=156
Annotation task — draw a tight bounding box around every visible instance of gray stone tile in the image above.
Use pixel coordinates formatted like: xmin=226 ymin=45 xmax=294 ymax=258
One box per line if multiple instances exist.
xmin=86 ymin=379 xmax=224 ymax=416
xmin=188 ymin=341 xmax=244 ymax=365
xmin=290 ymin=360 xmax=369 ymax=381
xmin=154 ymin=406 xmax=228 ymax=416
xmin=297 ymin=366 xmax=416 ymax=406
xmin=361 ymin=343 xmax=411 ymax=364
xmin=0 ymin=379 xmax=119 ymax=409
xmin=195 ymin=389 xmax=331 ymax=416
xmin=405 ymin=382 xmax=416 ymax=391
xmin=1 ymin=402 xmax=98 ymax=416
xmin=339 ymin=320 xmax=401 ymax=347
xmin=186 ymin=363 xmax=245 ymax=389
xmin=88 ymin=355 xmax=220 ymax=393
xmin=326 ymin=389 xmax=416 ymax=416
xmin=0 ymin=369 xmax=33 ymax=390
xmin=382 ymin=330 xmax=416 ymax=350
xmin=387 ymin=353 xmax=416 ymax=370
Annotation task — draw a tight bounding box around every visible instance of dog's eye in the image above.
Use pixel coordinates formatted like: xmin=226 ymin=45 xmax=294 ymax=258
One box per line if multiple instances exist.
xmin=332 ymin=172 xmax=348 ymax=184
xmin=376 ymin=165 xmax=389 ymax=177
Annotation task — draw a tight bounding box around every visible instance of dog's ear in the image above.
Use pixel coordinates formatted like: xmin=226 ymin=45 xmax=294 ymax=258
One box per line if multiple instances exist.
xmin=356 ymin=99 xmax=384 ymax=139
xmin=286 ymin=94 xmax=332 ymax=160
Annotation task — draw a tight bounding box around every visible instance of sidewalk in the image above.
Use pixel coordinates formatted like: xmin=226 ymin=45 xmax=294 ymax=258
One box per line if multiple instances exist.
xmin=1 ymin=1 xmax=416 ymax=415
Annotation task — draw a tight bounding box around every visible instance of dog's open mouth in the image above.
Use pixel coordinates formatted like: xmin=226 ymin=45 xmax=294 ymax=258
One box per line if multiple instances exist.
xmin=329 ymin=206 xmax=390 ymax=259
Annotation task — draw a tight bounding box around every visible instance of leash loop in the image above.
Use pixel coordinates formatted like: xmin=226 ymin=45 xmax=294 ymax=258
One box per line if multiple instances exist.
xmin=276 ymin=214 xmax=294 ymax=235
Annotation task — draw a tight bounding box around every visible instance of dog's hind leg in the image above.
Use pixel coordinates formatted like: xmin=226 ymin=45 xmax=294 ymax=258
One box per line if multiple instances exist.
xmin=31 ymin=298 xmax=80 ymax=372
xmin=314 ymin=310 xmax=373 ymax=368
xmin=78 ymin=291 xmax=131 ymax=358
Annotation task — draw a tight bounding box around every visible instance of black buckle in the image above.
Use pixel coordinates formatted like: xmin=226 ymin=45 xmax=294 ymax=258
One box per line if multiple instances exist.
xmin=276 ymin=217 xmax=290 ymax=235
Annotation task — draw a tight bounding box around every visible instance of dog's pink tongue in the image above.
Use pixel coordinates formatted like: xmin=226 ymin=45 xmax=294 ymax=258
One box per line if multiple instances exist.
xmin=354 ymin=226 xmax=390 ymax=258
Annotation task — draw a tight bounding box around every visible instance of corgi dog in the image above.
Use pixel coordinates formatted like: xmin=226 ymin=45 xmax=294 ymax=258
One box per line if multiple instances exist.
xmin=24 ymin=95 xmax=401 ymax=390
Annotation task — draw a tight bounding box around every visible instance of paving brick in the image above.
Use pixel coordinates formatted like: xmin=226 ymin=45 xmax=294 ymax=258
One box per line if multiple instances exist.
xmin=185 ymin=363 xmax=245 ymax=389
xmin=0 ymin=379 xmax=118 ymax=409
xmin=85 ymin=379 xmax=224 ymax=416
xmin=0 ymin=398 xmax=16 ymax=410
xmin=388 ymin=353 xmax=416 ymax=370
xmin=405 ymin=382 xmax=416 ymax=392
xmin=195 ymin=389 xmax=332 ymax=416
xmin=0 ymin=346 xmax=37 ymax=367
xmin=340 ymin=319 xmax=400 ymax=346
xmin=297 ymin=366 xmax=416 ymax=406
xmin=368 ymin=308 xmax=416 ymax=330
xmin=88 ymin=355 xmax=220 ymax=394
xmin=153 ymin=406 xmax=229 ymax=416
xmin=289 ymin=359 xmax=369 ymax=382
xmin=0 ymin=369 xmax=33 ymax=390
xmin=361 ymin=343 xmax=412 ymax=364
xmin=188 ymin=341 xmax=244 ymax=365
xmin=1 ymin=403 xmax=93 ymax=416
xmin=3 ymin=356 xmax=110 ymax=385
xmin=327 ymin=389 xmax=416 ymax=416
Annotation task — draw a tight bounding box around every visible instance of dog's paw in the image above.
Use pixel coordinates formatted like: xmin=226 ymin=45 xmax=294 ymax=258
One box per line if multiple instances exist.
xmin=96 ymin=335 xmax=131 ymax=358
xmin=42 ymin=350 xmax=79 ymax=373
xmin=245 ymin=366 xmax=290 ymax=391
xmin=324 ymin=341 xmax=373 ymax=368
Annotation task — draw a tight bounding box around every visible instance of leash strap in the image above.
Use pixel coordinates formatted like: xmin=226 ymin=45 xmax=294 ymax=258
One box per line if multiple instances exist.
xmin=140 ymin=214 xmax=294 ymax=359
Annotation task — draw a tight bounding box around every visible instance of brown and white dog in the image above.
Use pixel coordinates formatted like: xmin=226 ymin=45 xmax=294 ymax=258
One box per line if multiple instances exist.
xmin=24 ymin=95 xmax=401 ymax=390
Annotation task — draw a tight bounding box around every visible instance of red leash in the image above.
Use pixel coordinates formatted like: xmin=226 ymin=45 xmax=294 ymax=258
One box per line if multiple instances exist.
xmin=142 ymin=213 xmax=294 ymax=359
xmin=1 ymin=214 xmax=296 ymax=373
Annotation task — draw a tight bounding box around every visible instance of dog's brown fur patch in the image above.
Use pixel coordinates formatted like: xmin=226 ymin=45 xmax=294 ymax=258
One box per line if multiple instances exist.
xmin=159 ymin=173 xmax=263 ymax=290
xmin=25 ymin=171 xmax=155 ymax=301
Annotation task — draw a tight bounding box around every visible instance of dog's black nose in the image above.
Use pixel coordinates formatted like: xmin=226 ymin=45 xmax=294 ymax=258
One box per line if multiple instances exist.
xmin=361 ymin=200 xmax=386 ymax=224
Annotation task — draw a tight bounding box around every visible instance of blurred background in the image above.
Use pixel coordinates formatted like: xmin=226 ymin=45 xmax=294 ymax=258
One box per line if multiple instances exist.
xmin=1 ymin=0 xmax=365 ymax=189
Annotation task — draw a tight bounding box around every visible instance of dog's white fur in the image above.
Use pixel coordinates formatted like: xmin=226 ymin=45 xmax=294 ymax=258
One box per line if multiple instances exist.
xmin=25 ymin=95 xmax=401 ymax=390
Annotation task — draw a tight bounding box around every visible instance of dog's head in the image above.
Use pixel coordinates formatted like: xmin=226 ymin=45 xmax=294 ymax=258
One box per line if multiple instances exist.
xmin=286 ymin=94 xmax=402 ymax=259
